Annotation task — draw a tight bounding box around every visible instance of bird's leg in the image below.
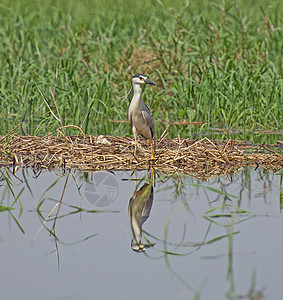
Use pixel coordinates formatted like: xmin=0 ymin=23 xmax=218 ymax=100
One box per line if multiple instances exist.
xmin=134 ymin=170 xmax=137 ymax=189
xmin=150 ymin=138 xmax=155 ymax=159
xmin=133 ymin=127 xmax=138 ymax=156
xmin=134 ymin=139 xmax=138 ymax=156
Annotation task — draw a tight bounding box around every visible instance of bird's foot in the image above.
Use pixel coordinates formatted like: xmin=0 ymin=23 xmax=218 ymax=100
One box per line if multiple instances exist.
xmin=129 ymin=141 xmax=145 ymax=152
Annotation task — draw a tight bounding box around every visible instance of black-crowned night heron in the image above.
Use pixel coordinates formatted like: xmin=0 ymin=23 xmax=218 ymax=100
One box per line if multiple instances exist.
xmin=128 ymin=181 xmax=154 ymax=252
xmin=128 ymin=73 xmax=156 ymax=158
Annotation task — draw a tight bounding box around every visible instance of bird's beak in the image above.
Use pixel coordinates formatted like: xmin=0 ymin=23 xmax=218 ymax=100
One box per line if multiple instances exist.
xmin=144 ymin=78 xmax=157 ymax=86
xmin=132 ymin=243 xmax=154 ymax=252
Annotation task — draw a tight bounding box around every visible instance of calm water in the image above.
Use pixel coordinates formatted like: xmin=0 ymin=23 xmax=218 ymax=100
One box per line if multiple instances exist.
xmin=0 ymin=167 xmax=282 ymax=300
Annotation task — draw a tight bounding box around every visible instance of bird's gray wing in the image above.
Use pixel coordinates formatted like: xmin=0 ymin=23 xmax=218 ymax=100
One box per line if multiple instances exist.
xmin=141 ymin=188 xmax=153 ymax=219
xmin=141 ymin=107 xmax=155 ymax=138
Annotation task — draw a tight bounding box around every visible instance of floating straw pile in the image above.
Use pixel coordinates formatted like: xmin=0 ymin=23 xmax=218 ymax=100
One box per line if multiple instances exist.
xmin=0 ymin=132 xmax=282 ymax=180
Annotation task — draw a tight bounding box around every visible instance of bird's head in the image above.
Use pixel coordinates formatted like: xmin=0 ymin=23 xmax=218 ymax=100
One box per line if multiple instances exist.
xmin=131 ymin=240 xmax=153 ymax=252
xmin=132 ymin=73 xmax=156 ymax=86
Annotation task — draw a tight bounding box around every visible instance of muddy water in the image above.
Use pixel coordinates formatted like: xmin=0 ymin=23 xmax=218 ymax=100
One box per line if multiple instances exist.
xmin=0 ymin=167 xmax=282 ymax=300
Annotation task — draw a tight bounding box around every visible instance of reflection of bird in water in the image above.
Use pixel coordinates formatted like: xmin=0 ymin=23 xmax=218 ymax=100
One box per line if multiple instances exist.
xmin=128 ymin=181 xmax=154 ymax=252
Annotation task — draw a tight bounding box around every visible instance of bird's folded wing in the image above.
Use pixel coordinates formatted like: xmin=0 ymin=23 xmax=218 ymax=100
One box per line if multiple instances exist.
xmin=141 ymin=110 xmax=155 ymax=137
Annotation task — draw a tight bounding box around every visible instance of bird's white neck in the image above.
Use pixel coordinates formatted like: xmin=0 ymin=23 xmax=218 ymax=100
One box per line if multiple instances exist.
xmin=131 ymin=217 xmax=142 ymax=246
xmin=131 ymin=83 xmax=143 ymax=107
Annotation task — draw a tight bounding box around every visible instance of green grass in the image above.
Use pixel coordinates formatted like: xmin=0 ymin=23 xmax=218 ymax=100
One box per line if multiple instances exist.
xmin=0 ymin=0 xmax=282 ymax=143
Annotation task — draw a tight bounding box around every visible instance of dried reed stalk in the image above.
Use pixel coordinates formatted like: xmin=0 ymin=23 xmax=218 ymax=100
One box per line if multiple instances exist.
xmin=0 ymin=134 xmax=282 ymax=180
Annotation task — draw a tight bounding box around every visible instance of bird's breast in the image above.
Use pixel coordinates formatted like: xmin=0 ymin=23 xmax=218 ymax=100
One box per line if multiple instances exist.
xmin=131 ymin=112 xmax=152 ymax=140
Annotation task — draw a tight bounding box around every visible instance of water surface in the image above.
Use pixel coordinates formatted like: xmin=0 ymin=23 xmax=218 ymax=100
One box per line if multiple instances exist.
xmin=0 ymin=167 xmax=282 ymax=300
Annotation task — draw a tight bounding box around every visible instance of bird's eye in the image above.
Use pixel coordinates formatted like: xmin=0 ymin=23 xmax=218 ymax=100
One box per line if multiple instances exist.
xmin=139 ymin=76 xmax=143 ymax=80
